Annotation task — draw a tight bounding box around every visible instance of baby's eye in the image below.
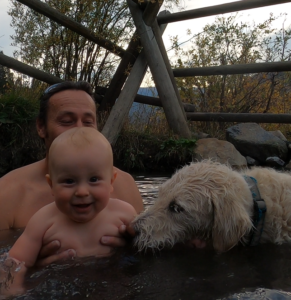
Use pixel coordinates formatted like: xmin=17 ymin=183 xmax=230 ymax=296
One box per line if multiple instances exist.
xmin=90 ymin=177 xmax=98 ymax=183
xmin=64 ymin=179 xmax=74 ymax=184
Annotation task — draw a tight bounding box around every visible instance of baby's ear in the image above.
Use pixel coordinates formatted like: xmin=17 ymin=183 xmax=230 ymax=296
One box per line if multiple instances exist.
xmin=45 ymin=174 xmax=53 ymax=189
xmin=111 ymin=170 xmax=117 ymax=185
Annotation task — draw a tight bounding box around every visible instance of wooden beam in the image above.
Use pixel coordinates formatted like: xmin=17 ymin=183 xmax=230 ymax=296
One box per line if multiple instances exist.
xmin=16 ymin=0 xmax=125 ymax=57
xmin=173 ymin=61 xmax=291 ymax=77
xmin=0 ymin=52 xmax=63 ymax=84
xmin=99 ymin=31 xmax=141 ymax=110
xmin=143 ymin=0 xmax=162 ymax=26
xmin=152 ymin=15 xmax=187 ymax=119
xmin=102 ymin=12 xmax=168 ymax=145
xmin=157 ymin=0 xmax=291 ymax=24
xmin=100 ymin=1 xmax=163 ymax=110
xmin=127 ymin=0 xmax=191 ymax=139
xmin=186 ymin=112 xmax=291 ymax=123
xmin=95 ymin=86 xmax=196 ymax=111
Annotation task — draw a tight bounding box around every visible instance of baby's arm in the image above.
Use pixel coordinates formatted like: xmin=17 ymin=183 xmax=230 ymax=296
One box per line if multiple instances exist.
xmin=9 ymin=205 xmax=52 ymax=268
xmin=110 ymin=198 xmax=137 ymax=230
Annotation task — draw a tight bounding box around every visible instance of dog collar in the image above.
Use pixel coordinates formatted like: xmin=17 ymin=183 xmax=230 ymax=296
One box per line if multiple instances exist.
xmin=243 ymin=175 xmax=267 ymax=246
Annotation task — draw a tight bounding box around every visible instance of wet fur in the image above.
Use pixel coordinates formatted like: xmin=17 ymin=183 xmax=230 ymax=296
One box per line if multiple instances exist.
xmin=133 ymin=160 xmax=291 ymax=252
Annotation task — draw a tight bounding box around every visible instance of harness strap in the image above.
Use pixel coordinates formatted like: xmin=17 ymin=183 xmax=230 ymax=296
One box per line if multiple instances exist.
xmin=243 ymin=176 xmax=267 ymax=246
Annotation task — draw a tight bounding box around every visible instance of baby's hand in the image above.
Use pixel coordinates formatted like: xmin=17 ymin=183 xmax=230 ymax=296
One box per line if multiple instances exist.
xmin=36 ymin=240 xmax=76 ymax=267
xmin=0 ymin=254 xmax=26 ymax=296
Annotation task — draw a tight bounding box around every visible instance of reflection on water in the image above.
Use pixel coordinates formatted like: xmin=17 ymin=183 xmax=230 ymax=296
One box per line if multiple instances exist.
xmin=1 ymin=175 xmax=291 ymax=299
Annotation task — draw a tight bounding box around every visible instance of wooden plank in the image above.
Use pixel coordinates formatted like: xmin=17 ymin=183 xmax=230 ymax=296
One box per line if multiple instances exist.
xmin=186 ymin=112 xmax=291 ymax=123
xmin=16 ymin=0 xmax=125 ymax=57
xmin=157 ymin=0 xmax=291 ymax=24
xmin=142 ymin=0 xmax=162 ymax=26
xmin=173 ymin=61 xmax=291 ymax=77
xmin=99 ymin=31 xmax=141 ymax=110
xmin=102 ymin=13 xmax=168 ymax=145
xmin=0 ymin=52 xmax=62 ymax=84
xmin=95 ymin=86 xmax=196 ymax=111
xmin=151 ymin=16 xmax=187 ymax=119
xmin=127 ymin=0 xmax=191 ymax=139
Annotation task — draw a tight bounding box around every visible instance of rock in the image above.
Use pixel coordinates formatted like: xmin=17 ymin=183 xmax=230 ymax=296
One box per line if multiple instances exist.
xmin=245 ymin=156 xmax=260 ymax=166
xmin=284 ymin=161 xmax=291 ymax=171
xmin=193 ymin=138 xmax=247 ymax=168
xmin=226 ymin=123 xmax=288 ymax=163
xmin=268 ymin=130 xmax=287 ymax=142
xmin=265 ymin=156 xmax=285 ymax=168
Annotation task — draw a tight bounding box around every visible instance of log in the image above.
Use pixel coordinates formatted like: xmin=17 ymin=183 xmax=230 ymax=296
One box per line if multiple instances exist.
xmin=99 ymin=31 xmax=141 ymax=110
xmin=186 ymin=112 xmax=291 ymax=123
xmin=102 ymin=11 xmax=169 ymax=145
xmin=127 ymin=0 xmax=191 ymax=139
xmin=0 ymin=52 xmax=62 ymax=84
xmin=157 ymin=0 xmax=291 ymax=24
xmin=173 ymin=61 xmax=291 ymax=77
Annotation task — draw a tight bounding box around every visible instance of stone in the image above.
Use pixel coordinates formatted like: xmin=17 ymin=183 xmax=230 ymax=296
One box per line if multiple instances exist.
xmin=193 ymin=138 xmax=247 ymax=168
xmin=226 ymin=123 xmax=288 ymax=163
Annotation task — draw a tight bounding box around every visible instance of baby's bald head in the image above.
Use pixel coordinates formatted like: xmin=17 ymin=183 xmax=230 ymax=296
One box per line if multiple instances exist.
xmin=48 ymin=127 xmax=113 ymax=176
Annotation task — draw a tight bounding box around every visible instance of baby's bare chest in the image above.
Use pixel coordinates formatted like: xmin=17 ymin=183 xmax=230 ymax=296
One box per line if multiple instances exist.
xmin=43 ymin=216 xmax=122 ymax=257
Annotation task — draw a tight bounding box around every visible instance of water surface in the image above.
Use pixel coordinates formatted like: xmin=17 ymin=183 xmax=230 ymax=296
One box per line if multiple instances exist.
xmin=1 ymin=175 xmax=291 ymax=300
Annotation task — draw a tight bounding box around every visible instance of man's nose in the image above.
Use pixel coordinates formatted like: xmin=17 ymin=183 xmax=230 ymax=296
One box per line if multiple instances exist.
xmin=75 ymin=120 xmax=83 ymax=127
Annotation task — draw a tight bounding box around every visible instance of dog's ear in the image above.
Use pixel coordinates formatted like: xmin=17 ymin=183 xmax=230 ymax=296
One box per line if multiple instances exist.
xmin=211 ymin=187 xmax=252 ymax=252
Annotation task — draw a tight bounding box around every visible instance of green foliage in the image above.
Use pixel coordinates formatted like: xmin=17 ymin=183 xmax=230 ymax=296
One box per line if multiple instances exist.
xmin=0 ymin=93 xmax=38 ymax=125
xmin=156 ymin=138 xmax=196 ymax=162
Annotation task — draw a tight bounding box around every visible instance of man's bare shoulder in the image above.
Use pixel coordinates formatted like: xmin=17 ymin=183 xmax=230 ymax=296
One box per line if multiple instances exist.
xmin=114 ymin=167 xmax=134 ymax=180
xmin=0 ymin=160 xmax=45 ymax=186
xmin=112 ymin=167 xmax=144 ymax=213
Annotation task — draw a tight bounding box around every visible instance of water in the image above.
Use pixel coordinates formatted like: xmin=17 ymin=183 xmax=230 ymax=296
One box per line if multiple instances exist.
xmin=1 ymin=175 xmax=291 ymax=300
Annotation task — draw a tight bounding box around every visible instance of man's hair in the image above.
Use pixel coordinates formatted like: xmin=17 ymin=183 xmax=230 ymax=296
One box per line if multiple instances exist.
xmin=38 ymin=81 xmax=95 ymax=126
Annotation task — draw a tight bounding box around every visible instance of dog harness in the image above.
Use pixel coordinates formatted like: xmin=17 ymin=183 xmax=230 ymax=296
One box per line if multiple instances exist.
xmin=243 ymin=175 xmax=267 ymax=246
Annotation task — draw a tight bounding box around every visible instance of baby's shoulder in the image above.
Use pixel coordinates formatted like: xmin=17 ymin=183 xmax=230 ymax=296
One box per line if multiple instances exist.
xmin=107 ymin=198 xmax=137 ymax=214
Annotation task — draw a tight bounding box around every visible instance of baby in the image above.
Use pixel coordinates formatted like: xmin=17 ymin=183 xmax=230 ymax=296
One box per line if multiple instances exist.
xmin=8 ymin=127 xmax=137 ymax=267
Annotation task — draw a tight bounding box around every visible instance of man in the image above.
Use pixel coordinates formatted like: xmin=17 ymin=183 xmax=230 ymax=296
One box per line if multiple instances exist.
xmin=0 ymin=81 xmax=143 ymax=266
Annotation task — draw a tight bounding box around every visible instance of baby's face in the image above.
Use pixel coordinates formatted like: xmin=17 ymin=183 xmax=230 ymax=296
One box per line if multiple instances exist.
xmin=49 ymin=144 xmax=114 ymax=223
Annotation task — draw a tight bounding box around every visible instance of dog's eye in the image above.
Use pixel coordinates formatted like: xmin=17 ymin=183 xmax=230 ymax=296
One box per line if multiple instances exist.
xmin=169 ymin=201 xmax=184 ymax=213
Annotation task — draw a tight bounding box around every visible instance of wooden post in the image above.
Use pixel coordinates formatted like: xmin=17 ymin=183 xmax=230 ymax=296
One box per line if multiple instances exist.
xmin=127 ymin=0 xmax=191 ymax=139
xmin=0 ymin=52 xmax=62 ymax=84
xmin=151 ymin=17 xmax=187 ymax=119
xmin=157 ymin=0 xmax=291 ymax=24
xmin=99 ymin=31 xmax=141 ymax=111
xmin=173 ymin=61 xmax=291 ymax=77
xmin=102 ymin=13 xmax=168 ymax=145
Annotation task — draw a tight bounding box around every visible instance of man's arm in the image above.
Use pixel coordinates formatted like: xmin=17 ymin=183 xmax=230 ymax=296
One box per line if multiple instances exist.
xmin=0 ymin=173 xmax=20 ymax=230
xmin=112 ymin=168 xmax=144 ymax=213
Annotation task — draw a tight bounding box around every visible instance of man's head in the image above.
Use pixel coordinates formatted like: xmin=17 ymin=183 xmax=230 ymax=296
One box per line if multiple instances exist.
xmin=37 ymin=81 xmax=97 ymax=152
xmin=46 ymin=127 xmax=117 ymax=223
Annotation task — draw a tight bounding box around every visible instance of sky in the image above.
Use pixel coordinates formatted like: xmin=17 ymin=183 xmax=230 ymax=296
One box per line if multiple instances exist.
xmin=0 ymin=0 xmax=291 ymax=61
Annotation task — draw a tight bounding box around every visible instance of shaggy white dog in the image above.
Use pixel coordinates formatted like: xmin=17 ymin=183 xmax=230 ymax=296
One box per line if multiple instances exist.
xmin=132 ymin=160 xmax=291 ymax=252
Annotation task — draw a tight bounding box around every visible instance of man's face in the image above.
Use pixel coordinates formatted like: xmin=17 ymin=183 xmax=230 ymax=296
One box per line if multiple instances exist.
xmin=37 ymin=89 xmax=97 ymax=151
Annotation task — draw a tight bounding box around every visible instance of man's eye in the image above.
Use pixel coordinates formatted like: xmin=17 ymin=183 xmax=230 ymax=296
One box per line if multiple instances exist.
xmin=84 ymin=120 xmax=94 ymax=126
xmin=90 ymin=177 xmax=98 ymax=183
xmin=61 ymin=120 xmax=73 ymax=124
